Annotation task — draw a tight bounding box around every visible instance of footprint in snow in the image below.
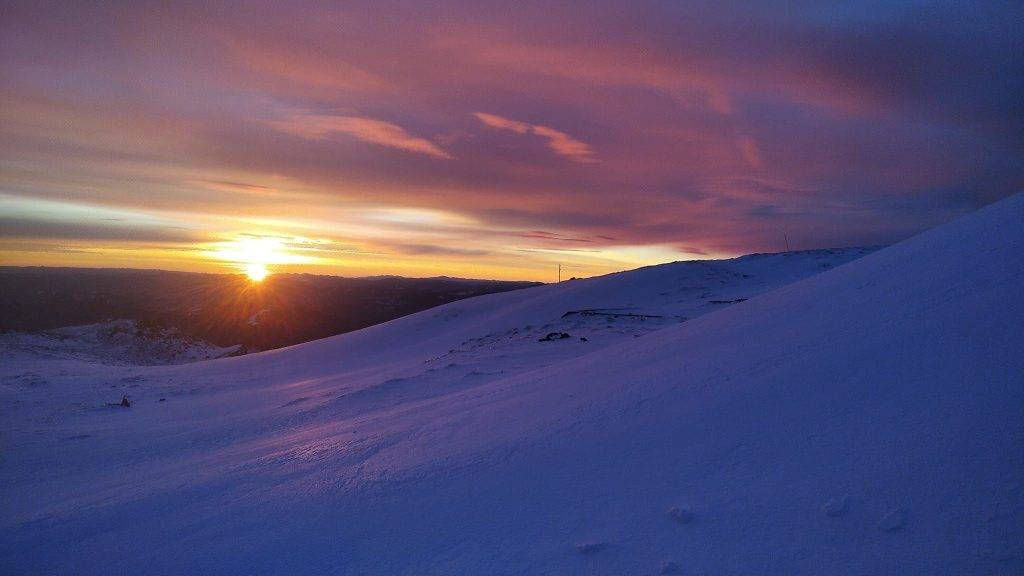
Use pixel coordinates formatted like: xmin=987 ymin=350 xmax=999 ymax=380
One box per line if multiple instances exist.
xmin=823 ymin=495 xmax=849 ymax=517
xmin=667 ymin=506 xmax=693 ymax=524
xmin=878 ymin=508 xmax=908 ymax=532
xmin=575 ymin=541 xmax=607 ymax=555
xmin=659 ymin=560 xmax=681 ymax=574
xmin=464 ymin=370 xmax=503 ymax=378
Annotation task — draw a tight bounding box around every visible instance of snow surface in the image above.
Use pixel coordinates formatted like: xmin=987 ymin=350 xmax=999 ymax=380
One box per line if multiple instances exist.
xmin=1 ymin=195 xmax=1022 ymax=575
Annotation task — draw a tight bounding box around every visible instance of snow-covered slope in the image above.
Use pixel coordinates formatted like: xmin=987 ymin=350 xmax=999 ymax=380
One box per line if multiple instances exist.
xmin=195 ymin=246 xmax=874 ymax=384
xmin=2 ymin=194 xmax=1022 ymax=575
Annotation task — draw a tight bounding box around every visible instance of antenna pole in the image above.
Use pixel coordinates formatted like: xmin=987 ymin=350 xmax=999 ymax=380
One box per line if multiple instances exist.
xmin=558 ymin=263 xmax=561 ymax=283
xmin=784 ymin=226 xmax=790 ymax=252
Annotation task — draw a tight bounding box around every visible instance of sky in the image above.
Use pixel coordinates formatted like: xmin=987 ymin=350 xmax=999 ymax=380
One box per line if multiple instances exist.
xmin=1 ymin=1 xmax=1021 ymax=281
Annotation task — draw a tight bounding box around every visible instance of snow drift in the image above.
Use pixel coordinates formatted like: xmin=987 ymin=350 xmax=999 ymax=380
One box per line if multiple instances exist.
xmin=1 ymin=195 xmax=1022 ymax=575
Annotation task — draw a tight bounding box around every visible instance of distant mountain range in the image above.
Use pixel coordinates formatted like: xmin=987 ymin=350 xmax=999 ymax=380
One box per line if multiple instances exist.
xmin=0 ymin=268 xmax=540 ymax=351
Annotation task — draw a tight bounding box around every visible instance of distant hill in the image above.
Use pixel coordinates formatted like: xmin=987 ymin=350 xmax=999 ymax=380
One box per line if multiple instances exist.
xmin=0 ymin=268 xmax=540 ymax=351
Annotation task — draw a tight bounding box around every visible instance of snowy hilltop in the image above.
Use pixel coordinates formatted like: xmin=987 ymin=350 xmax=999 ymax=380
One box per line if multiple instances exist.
xmin=1 ymin=195 xmax=1022 ymax=575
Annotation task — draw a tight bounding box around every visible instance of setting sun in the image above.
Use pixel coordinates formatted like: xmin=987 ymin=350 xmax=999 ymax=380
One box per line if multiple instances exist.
xmin=208 ymin=236 xmax=297 ymax=281
xmin=244 ymin=262 xmax=268 ymax=282
xmin=234 ymin=237 xmax=280 ymax=281
xmin=236 ymin=237 xmax=279 ymax=281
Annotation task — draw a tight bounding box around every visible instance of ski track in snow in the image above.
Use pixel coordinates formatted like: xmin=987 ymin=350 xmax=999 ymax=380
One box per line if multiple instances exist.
xmin=1 ymin=195 xmax=1022 ymax=575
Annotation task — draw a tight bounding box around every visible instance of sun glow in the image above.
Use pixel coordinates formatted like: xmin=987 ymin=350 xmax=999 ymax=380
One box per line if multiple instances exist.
xmin=209 ymin=236 xmax=294 ymax=281
xmin=245 ymin=262 xmax=268 ymax=282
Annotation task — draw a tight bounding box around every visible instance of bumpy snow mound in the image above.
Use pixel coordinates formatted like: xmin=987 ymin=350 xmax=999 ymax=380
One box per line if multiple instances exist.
xmin=0 ymin=320 xmax=242 ymax=366
xmin=1 ymin=195 xmax=1022 ymax=575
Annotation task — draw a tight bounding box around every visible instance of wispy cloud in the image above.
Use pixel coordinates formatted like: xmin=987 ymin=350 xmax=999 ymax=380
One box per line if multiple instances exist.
xmin=271 ymin=114 xmax=452 ymax=159
xmin=393 ymin=243 xmax=491 ymax=257
xmin=736 ymin=136 xmax=763 ymax=169
xmin=474 ymin=112 xmax=596 ymax=163
xmin=217 ymin=32 xmax=390 ymax=96
xmin=444 ymin=33 xmax=734 ymax=115
xmin=517 ymin=230 xmax=595 ymax=243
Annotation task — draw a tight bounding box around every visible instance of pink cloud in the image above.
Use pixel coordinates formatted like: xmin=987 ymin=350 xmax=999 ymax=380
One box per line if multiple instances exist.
xmin=474 ymin=112 xmax=531 ymax=134
xmin=270 ymin=114 xmax=451 ymax=159
xmin=474 ymin=112 xmax=596 ymax=163
xmin=736 ymin=136 xmax=764 ymax=170
xmin=440 ymin=31 xmax=734 ymax=115
xmin=216 ymin=32 xmax=390 ymax=96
